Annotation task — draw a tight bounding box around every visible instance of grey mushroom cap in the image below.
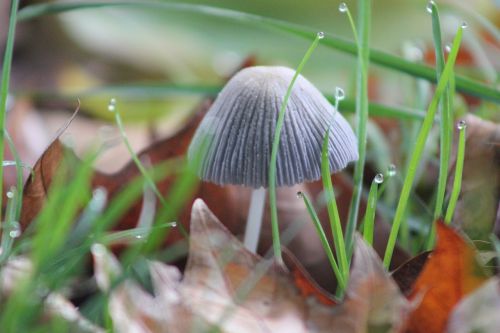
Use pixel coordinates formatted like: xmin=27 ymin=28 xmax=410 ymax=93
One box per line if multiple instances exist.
xmin=188 ymin=66 xmax=358 ymax=188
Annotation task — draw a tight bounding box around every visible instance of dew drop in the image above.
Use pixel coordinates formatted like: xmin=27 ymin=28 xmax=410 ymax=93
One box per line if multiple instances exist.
xmin=374 ymin=173 xmax=384 ymax=184
xmin=461 ymin=21 xmax=468 ymax=29
xmin=135 ymin=234 xmax=144 ymax=240
xmin=457 ymin=120 xmax=467 ymax=130
xmin=9 ymin=222 xmax=21 ymax=238
xmin=338 ymin=2 xmax=348 ymax=13
xmin=426 ymin=1 xmax=435 ymax=14
xmin=91 ymin=244 xmax=106 ymax=257
xmin=445 ymin=44 xmax=452 ymax=53
xmin=387 ymin=164 xmax=397 ymax=177
xmin=296 ymin=191 xmax=304 ymax=199
xmin=6 ymin=191 xmax=14 ymax=199
xmin=317 ymin=31 xmax=325 ymax=40
xmin=171 ymin=222 xmax=178 ymax=227
xmin=335 ymin=87 xmax=345 ymax=101
xmin=107 ymin=98 xmax=117 ymax=112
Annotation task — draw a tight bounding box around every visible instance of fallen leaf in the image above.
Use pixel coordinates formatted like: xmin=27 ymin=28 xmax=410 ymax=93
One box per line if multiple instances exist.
xmin=446 ymin=277 xmax=500 ymax=333
xmin=0 ymin=256 xmax=103 ymax=333
xmin=95 ymin=199 xmax=408 ymax=333
xmin=322 ymin=234 xmax=409 ymax=333
xmin=391 ymin=251 xmax=431 ymax=296
xmin=404 ymin=222 xmax=489 ymax=333
xmin=20 ymin=106 xmax=80 ymax=227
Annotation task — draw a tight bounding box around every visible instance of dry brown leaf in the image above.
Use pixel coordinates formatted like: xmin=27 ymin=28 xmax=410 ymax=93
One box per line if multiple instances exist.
xmin=19 ymin=139 xmax=65 ymax=226
xmin=446 ymin=277 xmax=500 ymax=333
xmin=404 ymin=222 xmax=489 ymax=333
xmin=95 ymin=199 xmax=408 ymax=333
xmin=321 ymin=234 xmax=409 ymax=333
xmin=391 ymin=251 xmax=431 ymax=296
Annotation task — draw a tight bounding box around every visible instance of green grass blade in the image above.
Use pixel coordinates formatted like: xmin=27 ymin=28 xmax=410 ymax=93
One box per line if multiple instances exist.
xmin=345 ymin=0 xmax=371 ymax=260
xmin=269 ymin=33 xmax=321 ymax=263
xmin=5 ymin=130 xmax=24 ymax=220
xmin=362 ymin=175 xmax=382 ymax=246
xmin=427 ymin=1 xmax=453 ymax=249
xmin=297 ymin=191 xmax=345 ymax=290
xmin=0 ymin=0 xmax=20 ymax=221
xmin=383 ymin=24 xmax=464 ymax=269
xmin=16 ymin=1 xmax=500 ymax=102
xmin=444 ymin=121 xmax=466 ymax=224
xmin=321 ymin=129 xmax=349 ymax=284
xmin=0 ymin=187 xmax=20 ymax=263
xmin=31 ymin=84 xmax=427 ymax=121
xmin=31 ymin=150 xmax=96 ymax=272
xmin=109 ymin=99 xmax=169 ymax=209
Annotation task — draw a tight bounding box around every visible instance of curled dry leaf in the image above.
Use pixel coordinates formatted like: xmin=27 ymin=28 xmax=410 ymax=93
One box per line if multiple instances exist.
xmin=446 ymin=277 xmax=500 ymax=333
xmin=20 ymin=106 xmax=80 ymax=227
xmin=404 ymin=222 xmax=489 ymax=333
xmin=0 ymin=257 xmax=103 ymax=333
xmin=391 ymin=251 xmax=431 ymax=296
xmin=321 ymin=235 xmax=409 ymax=333
xmin=95 ymin=199 xmax=408 ymax=333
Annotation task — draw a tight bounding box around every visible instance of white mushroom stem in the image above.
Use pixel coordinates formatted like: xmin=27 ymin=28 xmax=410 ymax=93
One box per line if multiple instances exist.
xmin=243 ymin=188 xmax=266 ymax=252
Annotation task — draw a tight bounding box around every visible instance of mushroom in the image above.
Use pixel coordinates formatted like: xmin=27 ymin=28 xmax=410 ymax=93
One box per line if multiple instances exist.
xmin=188 ymin=66 xmax=358 ymax=253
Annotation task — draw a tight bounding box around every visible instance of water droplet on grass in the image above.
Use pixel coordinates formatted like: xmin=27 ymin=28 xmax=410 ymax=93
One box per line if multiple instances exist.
xmin=9 ymin=222 xmax=21 ymax=238
xmin=426 ymin=1 xmax=435 ymax=14
xmin=6 ymin=191 xmax=14 ymax=199
xmin=335 ymin=87 xmax=345 ymax=101
xmin=339 ymin=2 xmax=348 ymax=13
xmin=296 ymin=191 xmax=304 ymax=199
xmin=374 ymin=173 xmax=384 ymax=184
xmin=457 ymin=120 xmax=467 ymax=130
xmin=108 ymin=98 xmax=117 ymax=112
xmin=445 ymin=44 xmax=452 ymax=53
xmin=317 ymin=32 xmax=325 ymax=39
xmin=461 ymin=22 xmax=468 ymax=29
xmin=387 ymin=164 xmax=397 ymax=177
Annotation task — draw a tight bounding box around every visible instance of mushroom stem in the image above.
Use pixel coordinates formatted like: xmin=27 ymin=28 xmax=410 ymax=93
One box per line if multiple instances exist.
xmin=243 ymin=187 xmax=266 ymax=252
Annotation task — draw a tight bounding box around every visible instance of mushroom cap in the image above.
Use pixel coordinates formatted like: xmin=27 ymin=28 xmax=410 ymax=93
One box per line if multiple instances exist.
xmin=188 ymin=66 xmax=358 ymax=188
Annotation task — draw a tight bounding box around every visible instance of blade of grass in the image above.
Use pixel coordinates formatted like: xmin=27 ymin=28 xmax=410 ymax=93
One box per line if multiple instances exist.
xmin=345 ymin=0 xmax=371 ymax=259
xmin=0 ymin=0 xmax=20 ymax=221
xmin=0 ymin=187 xmax=20 ymax=263
xmin=427 ymin=0 xmax=453 ymax=250
xmin=16 ymin=1 xmax=500 ymax=102
xmin=269 ymin=33 xmax=322 ymax=263
xmin=139 ymin=138 xmax=205 ymax=254
xmin=31 ymin=84 xmax=428 ymax=121
xmin=444 ymin=121 xmax=466 ymax=223
xmin=362 ymin=175 xmax=382 ymax=246
xmin=109 ymin=98 xmax=190 ymax=257
xmin=297 ymin=191 xmax=345 ymax=291
xmin=31 ymin=150 xmax=96 ymax=273
xmin=321 ymin=129 xmax=348 ymax=285
xmin=5 ymin=130 xmax=24 ymax=220
xmin=383 ymin=24 xmax=465 ymax=269
xmin=108 ymin=99 xmax=170 ymax=213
